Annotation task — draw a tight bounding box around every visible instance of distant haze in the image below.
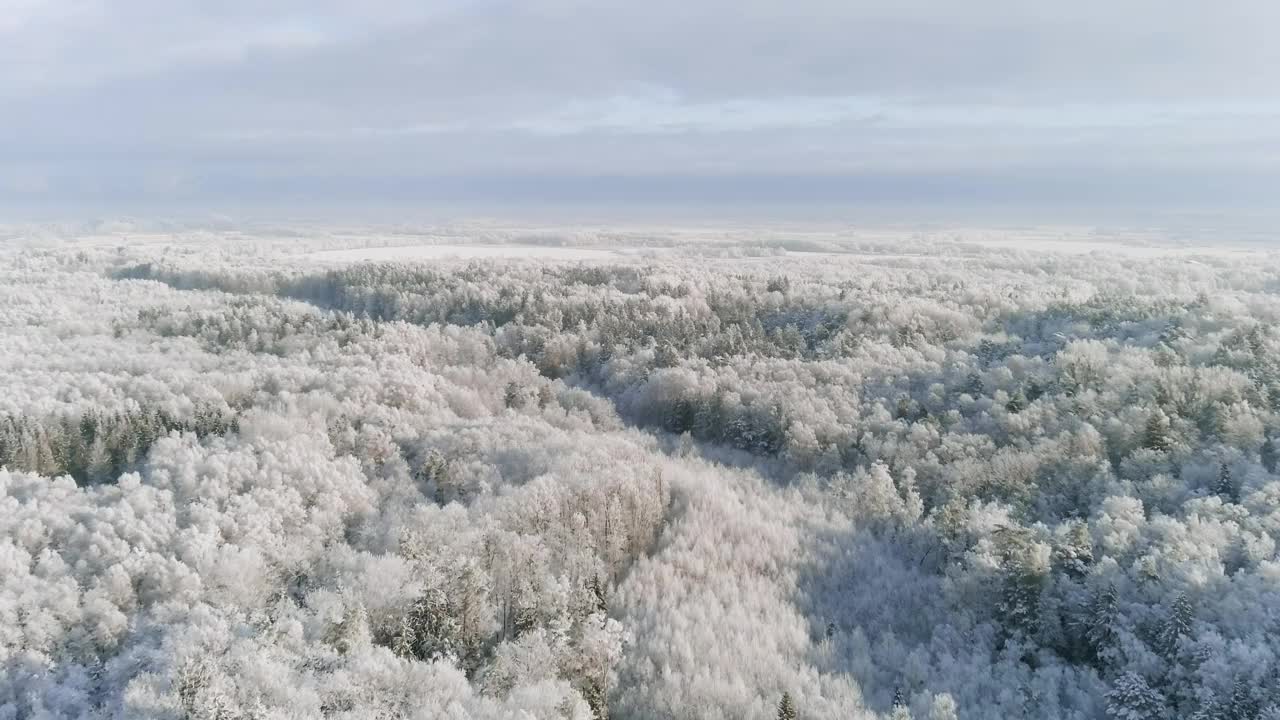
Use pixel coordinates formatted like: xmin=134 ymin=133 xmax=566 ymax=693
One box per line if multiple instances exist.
xmin=3 ymin=1 xmax=1278 ymax=218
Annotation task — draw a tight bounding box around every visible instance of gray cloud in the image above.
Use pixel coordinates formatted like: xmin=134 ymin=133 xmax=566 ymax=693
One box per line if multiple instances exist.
xmin=3 ymin=0 xmax=1278 ymax=214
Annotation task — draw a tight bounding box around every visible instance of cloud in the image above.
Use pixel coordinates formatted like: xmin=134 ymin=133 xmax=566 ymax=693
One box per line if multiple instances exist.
xmin=2 ymin=0 xmax=1277 ymax=212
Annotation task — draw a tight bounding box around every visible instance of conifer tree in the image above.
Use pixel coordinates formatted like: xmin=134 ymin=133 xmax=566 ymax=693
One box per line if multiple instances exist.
xmin=777 ymin=691 xmax=798 ymax=720
xmin=1227 ymin=677 xmax=1261 ymax=720
xmin=891 ymin=687 xmax=913 ymax=720
xmin=1215 ymin=462 xmax=1236 ymax=503
xmin=1144 ymin=410 xmax=1173 ymax=453
xmin=1084 ymin=584 xmax=1120 ymax=668
xmin=1157 ymin=593 xmax=1193 ymax=657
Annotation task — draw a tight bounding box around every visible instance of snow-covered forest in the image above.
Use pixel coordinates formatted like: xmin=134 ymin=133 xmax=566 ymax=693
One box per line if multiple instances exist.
xmin=3 ymin=223 xmax=1280 ymax=720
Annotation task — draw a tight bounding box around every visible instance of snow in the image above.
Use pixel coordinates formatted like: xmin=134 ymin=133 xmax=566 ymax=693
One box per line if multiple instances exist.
xmin=308 ymin=244 xmax=627 ymax=262
xmin=960 ymin=236 xmax=1264 ymax=257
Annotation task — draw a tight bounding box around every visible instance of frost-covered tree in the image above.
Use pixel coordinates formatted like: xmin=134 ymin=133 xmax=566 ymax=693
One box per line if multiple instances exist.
xmin=1085 ymin=584 xmax=1122 ymax=668
xmin=1106 ymin=672 xmax=1166 ymax=720
xmin=777 ymin=692 xmax=798 ymax=720
xmin=1157 ymin=593 xmax=1193 ymax=657
xmin=7 ymin=227 xmax=1280 ymax=720
xmin=1144 ymin=410 xmax=1174 ymax=453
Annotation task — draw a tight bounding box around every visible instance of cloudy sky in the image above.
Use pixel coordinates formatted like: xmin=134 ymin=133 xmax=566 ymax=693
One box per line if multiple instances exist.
xmin=3 ymin=0 xmax=1278 ymax=215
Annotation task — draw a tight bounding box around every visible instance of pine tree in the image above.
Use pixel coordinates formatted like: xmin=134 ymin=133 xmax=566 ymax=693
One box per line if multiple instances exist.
xmin=1215 ymin=462 xmax=1237 ymax=503
xmin=891 ymin=687 xmax=913 ymax=720
xmin=390 ymin=611 xmax=417 ymax=659
xmin=963 ymin=372 xmax=984 ymax=398
xmin=977 ymin=339 xmax=998 ymax=368
xmin=1106 ymin=672 xmax=1166 ymax=720
xmin=1157 ymin=592 xmax=1193 ymax=657
xmin=1227 ymin=677 xmax=1262 ymax=720
xmin=653 ymin=342 xmax=681 ymax=368
xmin=85 ymin=433 xmax=113 ymax=484
xmin=1144 ymin=410 xmax=1173 ymax=453
xmin=694 ymin=391 xmax=726 ymax=443
xmin=587 ymin=575 xmax=608 ymax=614
xmin=1191 ymin=698 xmax=1224 ymax=720
xmin=0 ymin=418 xmax=14 ymax=469
xmin=664 ymin=398 xmax=696 ymax=434
xmin=776 ymin=691 xmax=798 ymax=720
xmin=1084 ymin=584 xmax=1121 ymax=668
xmin=1025 ymin=379 xmax=1046 ymax=403
xmin=994 ymin=529 xmax=1047 ymax=639
xmin=1005 ymin=391 xmax=1028 ymax=414
xmin=330 ymin=602 xmax=371 ymax=655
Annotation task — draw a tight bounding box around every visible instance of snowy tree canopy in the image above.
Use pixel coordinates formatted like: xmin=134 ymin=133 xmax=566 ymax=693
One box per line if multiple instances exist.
xmin=2 ymin=223 xmax=1280 ymax=719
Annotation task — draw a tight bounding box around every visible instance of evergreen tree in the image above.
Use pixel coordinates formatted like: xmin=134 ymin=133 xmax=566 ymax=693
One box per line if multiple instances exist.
xmin=1084 ymin=584 xmax=1121 ymax=668
xmin=1191 ymin=698 xmax=1224 ymax=720
xmin=777 ymin=691 xmax=798 ymax=720
xmin=1005 ymin=391 xmax=1028 ymax=414
xmin=1025 ymin=379 xmax=1046 ymax=403
xmin=1157 ymin=592 xmax=1193 ymax=657
xmin=994 ymin=529 xmax=1047 ymax=639
xmin=963 ymin=372 xmax=985 ymax=398
xmin=84 ymin=433 xmax=113 ymax=484
xmin=693 ymin=391 xmax=726 ymax=443
xmin=664 ymin=398 xmax=696 ymax=434
xmin=587 ymin=575 xmax=608 ymax=614
xmin=392 ymin=588 xmax=461 ymax=665
xmin=1227 ymin=677 xmax=1262 ymax=720
xmin=329 ymin=602 xmax=371 ymax=655
xmin=1144 ymin=410 xmax=1174 ymax=453
xmin=891 ymin=687 xmax=913 ymax=720
xmin=653 ymin=342 xmax=681 ymax=368
xmin=977 ymin=338 xmax=998 ymax=368
xmin=1215 ymin=462 xmax=1237 ymax=503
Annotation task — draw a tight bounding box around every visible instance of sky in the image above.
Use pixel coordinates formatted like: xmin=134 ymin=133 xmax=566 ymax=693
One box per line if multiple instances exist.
xmin=2 ymin=0 xmax=1279 ymax=217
